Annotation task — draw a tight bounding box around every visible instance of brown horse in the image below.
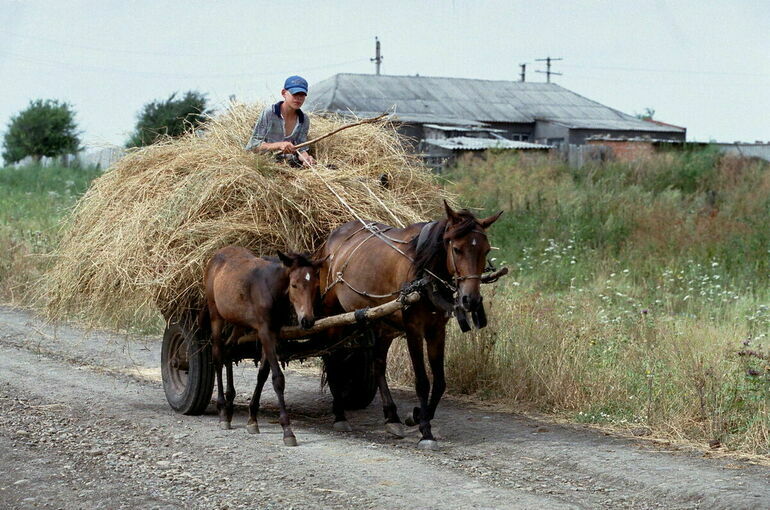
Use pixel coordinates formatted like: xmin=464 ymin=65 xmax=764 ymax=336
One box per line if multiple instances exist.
xmin=319 ymin=201 xmax=502 ymax=449
xmin=200 ymin=245 xmax=323 ymax=446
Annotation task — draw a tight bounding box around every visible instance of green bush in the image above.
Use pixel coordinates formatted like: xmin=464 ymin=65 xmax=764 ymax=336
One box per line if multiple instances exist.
xmin=2 ymin=99 xmax=81 ymax=165
xmin=127 ymin=91 xmax=211 ymax=147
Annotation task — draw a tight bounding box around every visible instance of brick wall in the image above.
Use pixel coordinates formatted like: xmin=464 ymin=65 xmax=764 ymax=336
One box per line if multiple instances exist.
xmin=587 ymin=140 xmax=656 ymax=162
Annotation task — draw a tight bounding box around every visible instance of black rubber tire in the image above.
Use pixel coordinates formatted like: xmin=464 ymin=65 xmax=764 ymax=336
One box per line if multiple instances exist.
xmin=161 ymin=320 xmax=214 ymax=415
xmin=338 ymin=347 xmax=378 ymax=410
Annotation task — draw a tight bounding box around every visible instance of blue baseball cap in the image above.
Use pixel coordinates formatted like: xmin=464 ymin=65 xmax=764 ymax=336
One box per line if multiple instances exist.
xmin=284 ymin=75 xmax=308 ymax=95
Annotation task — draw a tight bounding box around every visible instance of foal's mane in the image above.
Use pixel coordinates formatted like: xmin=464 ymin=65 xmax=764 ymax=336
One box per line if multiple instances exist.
xmin=411 ymin=209 xmax=479 ymax=278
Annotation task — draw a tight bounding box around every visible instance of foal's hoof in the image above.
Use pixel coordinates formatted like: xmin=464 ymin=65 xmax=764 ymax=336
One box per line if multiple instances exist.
xmin=246 ymin=422 xmax=260 ymax=434
xmin=283 ymin=436 xmax=298 ymax=447
xmin=219 ymin=421 xmax=232 ymax=430
xmin=385 ymin=422 xmax=406 ymax=438
xmin=417 ymin=439 xmax=440 ymax=450
xmin=404 ymin=416 xmax=416 ymax=427
xmin=333 ymin=421 xmax=353 ymax=432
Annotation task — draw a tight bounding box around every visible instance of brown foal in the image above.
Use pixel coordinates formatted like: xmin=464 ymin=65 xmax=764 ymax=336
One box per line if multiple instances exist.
xmin=201 ymin=245 xmax=322 ymax=446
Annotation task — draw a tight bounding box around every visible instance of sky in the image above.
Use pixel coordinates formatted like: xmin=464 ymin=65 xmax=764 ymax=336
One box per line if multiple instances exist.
xmin=1 ymin=0 xmax=768 ymax=148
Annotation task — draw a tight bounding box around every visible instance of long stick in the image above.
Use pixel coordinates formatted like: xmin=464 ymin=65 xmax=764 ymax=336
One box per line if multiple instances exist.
xmin=293 ymin=113 xmax=389 ymax=150
xmin=234 ymin=290 xmax=419 ymax=345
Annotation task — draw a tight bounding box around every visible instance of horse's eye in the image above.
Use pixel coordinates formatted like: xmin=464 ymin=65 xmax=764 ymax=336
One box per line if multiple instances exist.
xmin=453 ymin=246 xmax=461 ymax=254
xmin=291 ymin=284 xmax=297 ymax=289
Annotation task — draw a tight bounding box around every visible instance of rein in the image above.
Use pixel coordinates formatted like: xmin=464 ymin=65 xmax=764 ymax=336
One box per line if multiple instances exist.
xmin=308 ymin=166 xmax=485 ymax=299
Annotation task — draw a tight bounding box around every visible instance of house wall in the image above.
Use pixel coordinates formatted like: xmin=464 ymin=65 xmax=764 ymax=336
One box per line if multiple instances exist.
xmin=533 ymin=121 xmax=570 ymax=146
xmin=394 ymin=123 xmax=423 ymax=150
xmin=586 ymin=140 xmax=656 ymax=161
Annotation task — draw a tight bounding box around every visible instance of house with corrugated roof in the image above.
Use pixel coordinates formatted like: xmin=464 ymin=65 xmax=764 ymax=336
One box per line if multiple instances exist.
xmin=306 ymin=73 xmax=686 ymax=167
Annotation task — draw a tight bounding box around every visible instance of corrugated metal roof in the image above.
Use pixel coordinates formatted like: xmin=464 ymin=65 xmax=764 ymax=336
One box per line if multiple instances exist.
xmin=423 ymin=137 xmax=552 ymax=151
xmin=423 ymin=123 xmax=507 ymax=133
xmin=307 ymin=73 xmax=685 ymax=134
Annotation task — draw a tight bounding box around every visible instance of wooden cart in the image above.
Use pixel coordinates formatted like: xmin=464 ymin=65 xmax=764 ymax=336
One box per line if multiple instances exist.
xmin=160 ymin=290 xmax=422 ymax=415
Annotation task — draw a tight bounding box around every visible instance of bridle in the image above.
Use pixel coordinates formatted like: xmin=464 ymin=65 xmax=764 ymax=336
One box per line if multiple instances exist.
xmin=325 ymin=220 xmax=489 ymax=299
xmin=446 ymin=228 xmax=489 ymax=284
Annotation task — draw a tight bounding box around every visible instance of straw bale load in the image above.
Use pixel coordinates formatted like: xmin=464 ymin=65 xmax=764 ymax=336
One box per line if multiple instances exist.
xmin=41 ymin=103 xmax=450 ymax=328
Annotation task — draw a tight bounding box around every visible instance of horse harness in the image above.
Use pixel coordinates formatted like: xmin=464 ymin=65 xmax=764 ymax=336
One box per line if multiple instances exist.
xmin=323 ymin=219 xmax=491 ymax=304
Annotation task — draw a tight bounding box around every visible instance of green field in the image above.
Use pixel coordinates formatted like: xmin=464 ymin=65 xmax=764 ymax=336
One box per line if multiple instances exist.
xmin=423 ymin=149 xmax=769 ymax=455
xmin=1 ymin=152 xmax=768 ymax=455
xmin=0 ymin=163 xmax=101 ymax=301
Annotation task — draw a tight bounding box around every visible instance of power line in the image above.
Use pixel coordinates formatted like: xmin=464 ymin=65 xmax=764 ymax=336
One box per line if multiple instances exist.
xmin=0 ymin=29 xmax=367 ymax=59
xmin=560 ymin=62 xmax=770 ymax=78
xmin=0 ymin=49 xmax=369 ymax=79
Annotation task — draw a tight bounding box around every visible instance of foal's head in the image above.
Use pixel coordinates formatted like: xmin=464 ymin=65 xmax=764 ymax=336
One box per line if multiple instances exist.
xmin=277 ymin=251 xmax=324 ymax=329
xmin=443 ymin=201 xmax=503 ymax=312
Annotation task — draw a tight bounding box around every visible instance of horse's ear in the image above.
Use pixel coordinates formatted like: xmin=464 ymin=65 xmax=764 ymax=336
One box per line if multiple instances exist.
xmin=277 ymin=250 xmax=294 ymax=267
xmin=478 ymin=210 xmax=503 ymax=229
xmin=444 ymin=199 xmax=461 ymax=223
xmin=312 ymin=254 xmax=329 ymax=270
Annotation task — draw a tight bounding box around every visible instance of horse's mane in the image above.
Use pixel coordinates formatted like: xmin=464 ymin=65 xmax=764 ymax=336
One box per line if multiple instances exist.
xmin=265 ymin=252 xmax=315 ymax=267
xmin=411 ymin=209 xmax=479 ymax=278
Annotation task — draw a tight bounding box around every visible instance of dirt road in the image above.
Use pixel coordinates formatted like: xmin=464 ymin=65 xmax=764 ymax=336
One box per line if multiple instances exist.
xmin=0 ymin=306 xmax=768 ymax=509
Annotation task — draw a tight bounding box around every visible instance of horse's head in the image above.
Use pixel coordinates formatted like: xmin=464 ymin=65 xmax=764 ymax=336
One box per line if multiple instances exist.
xmin=277 ymin=251 xmax=324 ymax=329
xmin=443 ymin=200 xmax=503 ymax=314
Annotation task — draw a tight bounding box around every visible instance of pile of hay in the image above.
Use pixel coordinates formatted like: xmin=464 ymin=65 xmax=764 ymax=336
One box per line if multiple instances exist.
xmin=41 ymin=103 xmax=449 ymax=328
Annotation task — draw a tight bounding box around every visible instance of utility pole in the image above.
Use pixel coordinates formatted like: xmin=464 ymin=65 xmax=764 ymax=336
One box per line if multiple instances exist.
xmin=371 ymin=37 xmax=383 ymax=75
xmin=535 ymin=56 xmax=563 ymax=83
xmin=519 ymin=63 xmax=526 ymax=82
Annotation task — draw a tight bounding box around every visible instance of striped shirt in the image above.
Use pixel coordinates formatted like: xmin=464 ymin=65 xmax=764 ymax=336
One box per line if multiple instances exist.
xmin=245 ymin=101 xmax=310 ymax=152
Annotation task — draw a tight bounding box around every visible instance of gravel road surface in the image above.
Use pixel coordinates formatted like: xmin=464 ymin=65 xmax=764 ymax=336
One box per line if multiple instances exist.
xmin=1 ymin=306 xmax=768 ymax=509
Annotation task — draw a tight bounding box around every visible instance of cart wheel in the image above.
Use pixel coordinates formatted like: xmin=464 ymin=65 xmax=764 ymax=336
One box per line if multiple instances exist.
xmin=338 ymin=347 xmax=378 ymax=410
xmin=161 ymin=320 xmax=214 ymax=415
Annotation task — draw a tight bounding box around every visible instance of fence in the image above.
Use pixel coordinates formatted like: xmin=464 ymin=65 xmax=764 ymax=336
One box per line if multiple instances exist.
xmin=10 ymin=146 xmax=126 ymax=170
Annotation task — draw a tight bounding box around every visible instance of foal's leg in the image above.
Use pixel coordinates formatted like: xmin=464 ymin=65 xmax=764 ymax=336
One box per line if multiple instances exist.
xmin=222 ymin=327 xmax=241 ymax=427
xmin=246 ymin=358 xmax=271 ymax=434
xmin=405 ymin=328 xmax=438 ymax=449
xmin=210 ymin=312 xmax=230 ymax=430
xmin=260 ymin=329 xmax=297 ymax=446
xmin=374 ymin=336 xmax=405 ymax=437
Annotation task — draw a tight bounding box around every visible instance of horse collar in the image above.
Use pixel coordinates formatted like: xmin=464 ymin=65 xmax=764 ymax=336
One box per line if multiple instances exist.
xmin=415 ymin=221 xmax=439 ymax=254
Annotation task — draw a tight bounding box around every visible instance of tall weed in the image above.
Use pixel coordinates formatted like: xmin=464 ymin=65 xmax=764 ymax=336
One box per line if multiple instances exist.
xmin=0 ymin=163 xmax=100 ymax=301
xmin=391 ymin=149 xmax=770 ymax=455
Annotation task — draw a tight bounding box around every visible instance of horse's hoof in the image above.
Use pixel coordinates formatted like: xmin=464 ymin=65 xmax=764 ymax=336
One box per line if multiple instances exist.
xmin=283 ymin=436 xmax=298 ymax=447
xmin=333 ymin=421 xmax=352 ymax=432
xmin=385 ymin=422 xmax=406 ymax=438
xmin=219 ymin=421 xmax=232 ymax=430
xmin=246 ymin=423 xmax=259 ymax=434
xmin=404 ymin=416 xmax=416 ymax=427
xmin=417 ymin=439 xmax=439 ymax=450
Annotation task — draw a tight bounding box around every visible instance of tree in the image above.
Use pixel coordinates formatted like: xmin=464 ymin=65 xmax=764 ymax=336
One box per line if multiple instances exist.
xmin=635 ymin=107 xmax=656 ymax=121
xmin=2 ymin=99 xmax=81 ymax=165
xmin=127 ymin=91 xmax=211 ymax=147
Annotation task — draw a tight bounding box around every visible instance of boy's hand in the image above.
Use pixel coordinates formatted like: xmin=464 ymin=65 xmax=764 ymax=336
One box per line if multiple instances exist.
xmin=299 ymin=152 xmax=315 ymax=167
xmin=276 ymin=141 xmax=296 ymax=153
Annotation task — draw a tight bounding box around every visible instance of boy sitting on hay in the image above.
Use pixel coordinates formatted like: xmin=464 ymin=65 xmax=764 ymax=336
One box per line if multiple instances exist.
xmin=245 ymin=75 xmax=316 ymax=168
